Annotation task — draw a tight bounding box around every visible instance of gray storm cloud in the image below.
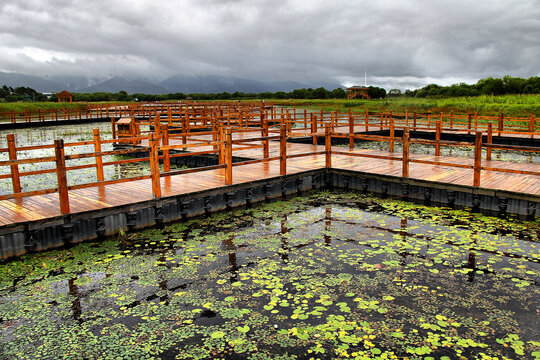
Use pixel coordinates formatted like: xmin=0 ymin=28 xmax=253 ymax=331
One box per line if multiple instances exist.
xmin=0 ymin=0 xmax=539 ymax=89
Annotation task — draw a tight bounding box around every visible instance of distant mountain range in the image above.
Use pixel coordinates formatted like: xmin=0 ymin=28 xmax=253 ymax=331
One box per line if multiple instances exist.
xmin=0 ymin=71 xmax=342 ymax=94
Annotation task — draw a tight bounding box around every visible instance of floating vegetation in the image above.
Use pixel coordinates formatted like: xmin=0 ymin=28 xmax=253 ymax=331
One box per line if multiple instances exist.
xmin=1 ymin=191 xmax=539 ymax=359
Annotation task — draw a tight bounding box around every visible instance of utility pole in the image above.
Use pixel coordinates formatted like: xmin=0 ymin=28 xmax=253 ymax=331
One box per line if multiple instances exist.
xmin=364 ymin=68 xmax=367 ymax=87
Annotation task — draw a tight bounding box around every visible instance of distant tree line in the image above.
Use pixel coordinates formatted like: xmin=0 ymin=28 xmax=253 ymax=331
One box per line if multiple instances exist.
xmin=69 ymin=87 xmax=349 ymax=102
xmin=1 ymin=76 xmax=539 ymax=103
xmin=69 ymin=86 xmax=392 ymax=101
xmin=0 ymin=85 xmax=48 ymax=102
xmin=397 ymin=76 xmax=540 ymax=98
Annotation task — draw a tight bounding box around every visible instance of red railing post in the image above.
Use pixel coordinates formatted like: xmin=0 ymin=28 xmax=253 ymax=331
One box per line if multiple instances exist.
xmin=93 ymin=129 xmax=104 ymax=182
xmin=111 ymin=117 xmax=117 ymax=140
xmin=224 ymin=127 xmax=233 ymax=185
xmin=402 ymin=128 xmax=410 ymax=178
xmin=348 ymin=110 xmax=354 ymax=149
xmin=54 ymin=139 xmax=70 ymax=214
xmin=389 ymin=116 xmax=395 ymax=152
xmin=262 ymin=118 xmax=269 ymax=159
xmin=259 ymin=109 xmax=265 ymax=128
xmin=473 ymin=131 xmax=482 ymax=187
xmin=435 ymin=119 xmax=441 ymax=156
xmin=148 ymin=133 xmax=161 ymax=198
xmin=529 ymin=114 xmax=535 ymax=138
xmin=325 ymin=124 xmax=331 ymax=168
xmin=486 ymin=122 xmax=493 ymax=161
xmin=311 ymin=114 xmax=317 ymax=145
xmin=153 ymin=113 xmax=161 ymax=137
xmin=218 ymin=125 xmax=225 ymax=164
xmin=182 ymin=109 xmax=188 ymax=147
xmin=212 ymin=116 xmax=218 ymax=154
xmin=365 ymin=109 xmax=369 ymax=132
xmin=161 ymin=125 xmax=170 ymax=173
xmin=286 ymin=113 xmax=292 ymax=135
xmin=7 ymin=134 xmax=21 ymax=193
xmin=280 ymin=123 xmax=287 ymax=175
xmin=405 ymin=110 xmax=409 ymax=127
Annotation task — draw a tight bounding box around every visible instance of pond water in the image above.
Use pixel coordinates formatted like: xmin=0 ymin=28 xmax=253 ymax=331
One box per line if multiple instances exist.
xmin=1 ymin=191 xmax=539 ymax=359
xmin=0 ymin=122 xmax=180 ymax=195
xmin=352 ymin=141 xmax=540 ymax=164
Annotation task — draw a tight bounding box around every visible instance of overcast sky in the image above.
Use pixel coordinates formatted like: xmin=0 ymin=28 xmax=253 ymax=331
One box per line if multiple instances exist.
xmin=1 ymin=0 xmax=539 ymax=90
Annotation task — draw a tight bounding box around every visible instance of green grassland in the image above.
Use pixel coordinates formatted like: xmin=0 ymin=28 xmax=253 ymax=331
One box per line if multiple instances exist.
xmin=274 ymin=94 xmax=540 ymax=117
xmin=0 ymin=95 xmax=539 ymax=117
xmin=0 ymin=102 xmax=88 ymax=113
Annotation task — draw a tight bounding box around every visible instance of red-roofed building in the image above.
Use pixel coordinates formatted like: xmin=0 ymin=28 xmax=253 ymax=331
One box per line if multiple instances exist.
xmin=57 ymin=90 xmax=73 ymax=103
xmin=345 ymin=86 xmax=370 ymax=99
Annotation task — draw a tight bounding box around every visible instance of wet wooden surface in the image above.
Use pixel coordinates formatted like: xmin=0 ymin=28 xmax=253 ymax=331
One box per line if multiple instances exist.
xmin=0 ymin=138 xmax=539 ymax=226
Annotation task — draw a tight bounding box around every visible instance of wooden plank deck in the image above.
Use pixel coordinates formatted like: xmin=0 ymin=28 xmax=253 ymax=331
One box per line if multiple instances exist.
xmin=0 ymin=139 xmax=539 ymax=227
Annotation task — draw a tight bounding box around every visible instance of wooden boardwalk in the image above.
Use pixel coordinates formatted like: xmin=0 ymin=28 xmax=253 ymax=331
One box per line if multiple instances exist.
xmin=0 ymin=138 xmax=539 ymax=227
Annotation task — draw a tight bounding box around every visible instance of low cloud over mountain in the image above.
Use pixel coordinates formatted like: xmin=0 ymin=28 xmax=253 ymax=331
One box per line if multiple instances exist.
xmin=0 ymin=72 xmax=342 ymax=94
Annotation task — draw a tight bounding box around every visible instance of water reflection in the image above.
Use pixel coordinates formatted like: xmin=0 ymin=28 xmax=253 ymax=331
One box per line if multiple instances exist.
xmin=223 ymin=237 xmax=238 ymax=283
xmin=355 ymin=141 xmax=539 ymax=163
xmin=324 ymin=206 xmax=332 ymax=246
xmin=68 ymin=278 xmax=82 ymax=322
xmin=467 ymin=252 xmax=477 ymax=282
xmin=0 ymin=122 xmax=178 ymax=194
xmin=280 ymin=216 xmax=289 ymax=262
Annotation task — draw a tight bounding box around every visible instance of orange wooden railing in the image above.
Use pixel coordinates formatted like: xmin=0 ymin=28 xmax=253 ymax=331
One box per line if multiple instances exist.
xmin=2 ymin=101 xmax=537 ymax=139
xmin=0 ymin=109 xmax=539 ymax=216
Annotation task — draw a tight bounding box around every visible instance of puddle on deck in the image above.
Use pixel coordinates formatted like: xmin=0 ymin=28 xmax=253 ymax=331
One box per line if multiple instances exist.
xmin=1 ymin=191 xmax=539 ymax=359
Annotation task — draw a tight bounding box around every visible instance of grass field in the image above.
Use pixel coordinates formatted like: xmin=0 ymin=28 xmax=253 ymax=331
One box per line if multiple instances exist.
xmin=0 ymin=102 xmax=89 ymax=113
xmin=0 ymin=95 xmax=539 ymax=117
xmin=273 ymin=94 xmax=540 ymax=117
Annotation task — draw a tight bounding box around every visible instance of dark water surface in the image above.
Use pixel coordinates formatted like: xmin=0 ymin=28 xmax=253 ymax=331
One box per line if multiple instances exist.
xmin=0 ymin=191 xmax=539 ymax=359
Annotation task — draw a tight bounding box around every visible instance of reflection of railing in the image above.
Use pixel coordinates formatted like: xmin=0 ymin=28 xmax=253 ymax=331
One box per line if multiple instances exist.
xmin=0 ymin=116 xmax=539 ymax=217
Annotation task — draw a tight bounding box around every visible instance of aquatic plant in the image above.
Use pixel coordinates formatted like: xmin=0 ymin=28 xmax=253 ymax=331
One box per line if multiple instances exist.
xmin=1 ymin=191 xmax=539 ymax=359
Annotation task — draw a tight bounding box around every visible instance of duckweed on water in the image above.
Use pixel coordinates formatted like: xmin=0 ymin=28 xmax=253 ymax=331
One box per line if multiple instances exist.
xmin=1 ymin=191 xmax=539 ymax=359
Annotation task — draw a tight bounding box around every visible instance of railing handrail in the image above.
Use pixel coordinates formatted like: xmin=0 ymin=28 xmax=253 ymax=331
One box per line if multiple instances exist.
xmin=0 ymin=108 xmax=538 ymax=214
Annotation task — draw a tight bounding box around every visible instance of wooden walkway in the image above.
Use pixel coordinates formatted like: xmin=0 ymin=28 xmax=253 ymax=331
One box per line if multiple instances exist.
xmin=0 ymin=137 xmax=539 ymax=226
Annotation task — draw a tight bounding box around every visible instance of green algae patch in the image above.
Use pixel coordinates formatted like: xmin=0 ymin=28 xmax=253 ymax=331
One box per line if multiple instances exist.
xmin=1 ymin=191 xmax=539 ymax=359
